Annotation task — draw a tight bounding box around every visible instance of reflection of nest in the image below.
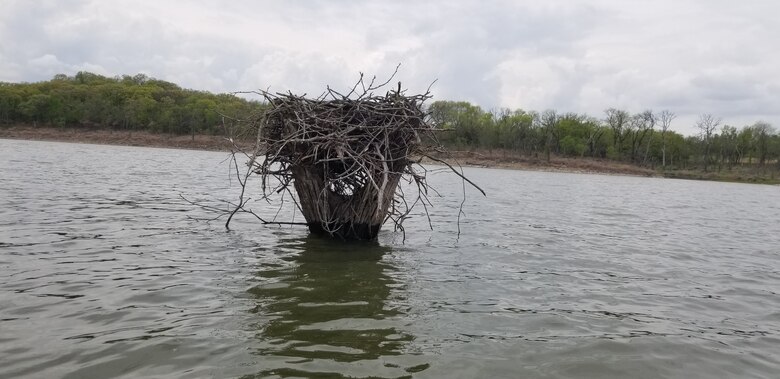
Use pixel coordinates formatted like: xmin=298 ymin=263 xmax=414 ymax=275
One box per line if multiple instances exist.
xmin=247 ymin=236 xmax=410 ymax=370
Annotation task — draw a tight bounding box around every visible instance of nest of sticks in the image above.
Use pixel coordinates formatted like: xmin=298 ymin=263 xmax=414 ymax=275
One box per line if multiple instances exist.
xmin=226 ymin=74 xmax=483 ymax=240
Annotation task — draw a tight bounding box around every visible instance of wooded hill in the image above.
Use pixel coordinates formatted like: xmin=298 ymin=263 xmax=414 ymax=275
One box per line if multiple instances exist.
xmin=0 ymin=72 xmax=262 ymax=138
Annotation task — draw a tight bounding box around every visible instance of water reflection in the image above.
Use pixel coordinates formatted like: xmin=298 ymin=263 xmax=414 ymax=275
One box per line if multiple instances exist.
xmin=244 ymin=236 xmax=418 ymax=378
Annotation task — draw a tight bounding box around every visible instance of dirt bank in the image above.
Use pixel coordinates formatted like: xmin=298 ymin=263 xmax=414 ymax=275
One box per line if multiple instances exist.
xmin=4 ymin=125 xmax=777 ymax=184
xmin=2 ymin=126 xmax=654 ymax=176
xmin=424 ymin=150 xmax=658 ymax=177
xmin=0 ymin=125 xmax=247 ymax=151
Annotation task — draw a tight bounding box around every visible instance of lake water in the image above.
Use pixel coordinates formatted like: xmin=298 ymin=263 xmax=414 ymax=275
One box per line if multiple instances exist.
xmin=1 ymin=139 xmax=779 ymax=378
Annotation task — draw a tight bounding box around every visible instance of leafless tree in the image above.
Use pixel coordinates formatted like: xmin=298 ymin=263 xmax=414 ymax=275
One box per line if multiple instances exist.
xmin=583 ymin=116 xmax=604 ymax=157
xmin=695 ymin=113 xmax=722 ymax=172
xmin=604 ymin=108 xmax=630 ymax=159
xmin=538 ymin=110 xmax=558 ymax=163
xmin=628 ymin=110 xmax=655 ymax=165
xmin=658 ymin=110 xmax=676 ymax=168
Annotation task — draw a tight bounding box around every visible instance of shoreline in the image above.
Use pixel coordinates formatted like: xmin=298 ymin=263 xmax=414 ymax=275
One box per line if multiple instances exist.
xmin=423 ymin=151 xmax=659 ymax=177
xmin=2 ymin=125 xmax=777 ymax=184
xmin=0 ymin=125 xmax=246 ymax=152
xmin=0 ymin=126 xmax=654 ymax=177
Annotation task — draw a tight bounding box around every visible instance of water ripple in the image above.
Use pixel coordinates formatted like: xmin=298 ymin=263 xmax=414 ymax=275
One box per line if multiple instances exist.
xmin=1 ymin=140 xmax=779 ymax=378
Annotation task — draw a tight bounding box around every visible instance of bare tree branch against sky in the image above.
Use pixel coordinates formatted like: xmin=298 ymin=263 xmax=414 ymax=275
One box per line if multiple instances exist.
xmin=1 ymin=0 xmax=778 ymax=134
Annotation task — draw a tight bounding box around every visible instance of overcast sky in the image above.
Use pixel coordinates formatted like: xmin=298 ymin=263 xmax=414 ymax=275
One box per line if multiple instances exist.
xmin=1 ymin=0 xmax=778 ymax=134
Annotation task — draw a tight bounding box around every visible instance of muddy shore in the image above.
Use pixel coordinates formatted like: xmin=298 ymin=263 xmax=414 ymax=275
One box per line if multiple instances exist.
xmin=3 ymin=125 xmax=776 ymax=183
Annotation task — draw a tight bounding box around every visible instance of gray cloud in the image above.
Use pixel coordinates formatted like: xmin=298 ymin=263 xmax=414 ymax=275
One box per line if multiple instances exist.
xmin=1 ymin=0 xmax=778 ymax=134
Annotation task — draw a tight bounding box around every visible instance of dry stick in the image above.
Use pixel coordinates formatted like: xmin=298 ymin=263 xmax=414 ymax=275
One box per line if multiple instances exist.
xmin=179 ymin=194 xmax=229 ymax=215
xmin=226 ymin=149 xmax=308 ymax=228
xmin=419 ymin=153 xmax=482 ymax=239
xmin=420 ymin=154 xmax=486 ymax=196
xmin=216 ymin=77 xmax=481 ymax=238
xmin=225 ymin=152 xmax=251 ymax=229
xmin=368 ymin=63 xmax=402 ymax=92
xmin=271 ymin=189 xmax=287 ymax=223
xmin=456 ymin=173 xmax=467 ymax=239
xmin=345 ymin=73 xmax=365 ymax=98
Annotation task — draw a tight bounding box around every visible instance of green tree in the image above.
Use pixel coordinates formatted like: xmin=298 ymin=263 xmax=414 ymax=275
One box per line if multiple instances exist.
xmin=19 ymin=93 xmax=51 ymax=126
xmin=604 ymin=108 xmax=630 ymax=160
xmin=752 ymin=121 xmax=775 ymax=167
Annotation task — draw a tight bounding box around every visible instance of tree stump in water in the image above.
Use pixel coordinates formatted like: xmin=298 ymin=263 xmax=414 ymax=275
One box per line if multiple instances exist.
xmin=292 ymin=165 xmax=402 ymax=240
xmin=240 ymin=77 xmax=484 ymax=240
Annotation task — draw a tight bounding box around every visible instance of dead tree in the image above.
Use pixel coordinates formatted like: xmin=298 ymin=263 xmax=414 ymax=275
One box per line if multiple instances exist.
xmin=696 ymin=113 xmax=721 ymax=172
xmin=658 ymin=110 xmax=676 ymax=168
xmin=220 ymin=74 xmax=484 ymax=240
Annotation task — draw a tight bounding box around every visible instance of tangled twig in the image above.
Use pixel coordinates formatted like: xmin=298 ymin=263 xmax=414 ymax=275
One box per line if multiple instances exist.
xmin=221 ymin=72 xmax=484 ymax=240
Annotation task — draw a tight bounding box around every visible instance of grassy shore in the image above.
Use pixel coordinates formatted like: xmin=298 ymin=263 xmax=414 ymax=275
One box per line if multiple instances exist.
xmin=2 ymin=125 xmax=778 ymax=184
xmin=428 ymin=150 xmax=658 ymax=177
xmin=661 ymin=168 xmax=779 ymax=184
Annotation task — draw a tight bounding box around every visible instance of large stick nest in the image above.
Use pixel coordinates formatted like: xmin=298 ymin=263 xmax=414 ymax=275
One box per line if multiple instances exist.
xmin=225 ymin=74 xmax=483 ymax=240
xmin=258 ymin=81 xmax=428 ymax=196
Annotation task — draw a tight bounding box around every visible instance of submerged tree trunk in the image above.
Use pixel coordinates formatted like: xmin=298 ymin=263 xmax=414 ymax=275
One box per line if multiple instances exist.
xmin=662 ymin=145 xmax=666 ymax=168
xmin=292 ymin=165 xmax=401 ymax=240
xmin=239 ymin=77 xmax=486 ymax=241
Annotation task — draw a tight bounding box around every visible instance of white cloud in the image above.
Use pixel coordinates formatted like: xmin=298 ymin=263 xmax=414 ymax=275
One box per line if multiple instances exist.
xmin=1 ymin=0 xmax=778 ymax=134
xmin=28 ymin=54 xmax=63 ymax=69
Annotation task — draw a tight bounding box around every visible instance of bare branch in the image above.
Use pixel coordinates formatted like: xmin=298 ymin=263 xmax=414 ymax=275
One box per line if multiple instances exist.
xmin=187 ymin=71 xmax=484 ymax=240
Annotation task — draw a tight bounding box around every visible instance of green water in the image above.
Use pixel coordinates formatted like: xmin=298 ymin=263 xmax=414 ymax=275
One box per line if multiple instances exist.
xmin=2 ymin=139 xmax=780 ymax=378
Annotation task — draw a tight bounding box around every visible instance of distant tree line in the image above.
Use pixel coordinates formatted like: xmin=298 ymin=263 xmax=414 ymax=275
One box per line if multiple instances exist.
xmin=1 ymin=73 xmax=778 ymax=171
xmin=429 ymin=101 xmax=780 ymax=171
xmin=0 ymin=72 xmax=262 ymax=139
